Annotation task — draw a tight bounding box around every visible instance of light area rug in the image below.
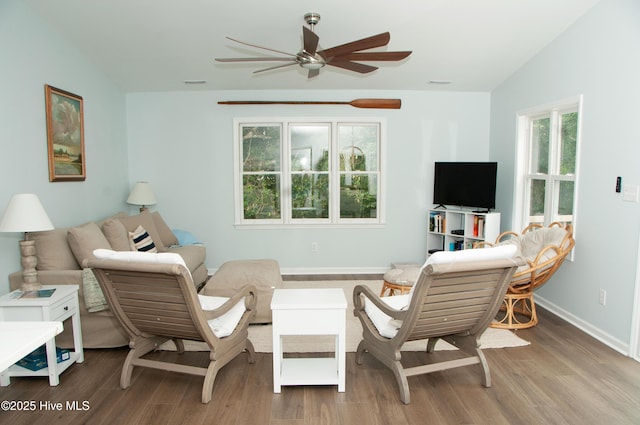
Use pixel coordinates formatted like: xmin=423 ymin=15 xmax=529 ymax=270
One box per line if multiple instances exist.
xmin=160 ymin=280 xmax=530 ymax=353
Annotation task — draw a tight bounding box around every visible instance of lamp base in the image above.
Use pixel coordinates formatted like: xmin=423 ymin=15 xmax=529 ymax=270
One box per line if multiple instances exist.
xmin=20 ymin=281 xmax=43 ymax=292
xmin=19 ymin=239 xmax=42 ymax=292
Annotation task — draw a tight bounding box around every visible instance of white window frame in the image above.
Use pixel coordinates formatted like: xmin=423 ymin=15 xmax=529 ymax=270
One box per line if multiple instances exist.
xmin=233 ymin=117 xmax=386 ymax=228
xmin=513 ymin=96 xmax=582 ymax=235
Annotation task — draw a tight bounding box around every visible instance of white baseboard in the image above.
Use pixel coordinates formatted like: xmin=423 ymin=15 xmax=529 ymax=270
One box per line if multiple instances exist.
xmin=279 ymin=266 xmax=388 ymax=276
xmin=208 ymin=266 xmax=389 ymax=277
xmin=536 ymin=295 xmax=631 ymax=357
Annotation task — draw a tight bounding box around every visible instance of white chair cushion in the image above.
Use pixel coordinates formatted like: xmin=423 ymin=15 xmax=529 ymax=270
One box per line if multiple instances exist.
xmin=92 ymin=248 xmax=192 ymax=280
xmin=364 ymin=294 xmax=411 ymax=339
xmin=197 ymin=295 xmax=246 ymax=338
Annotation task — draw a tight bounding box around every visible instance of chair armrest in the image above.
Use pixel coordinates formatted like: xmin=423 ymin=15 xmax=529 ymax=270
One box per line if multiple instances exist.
xmin=202 ymin=284 xmax=257 ymax=320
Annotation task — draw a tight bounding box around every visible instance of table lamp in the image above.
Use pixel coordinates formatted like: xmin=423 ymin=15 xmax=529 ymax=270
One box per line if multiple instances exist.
xmin=126 ymin=181 xmax=157 ymax=212
xmin=0 ymin=194 xmax=54 ymax=291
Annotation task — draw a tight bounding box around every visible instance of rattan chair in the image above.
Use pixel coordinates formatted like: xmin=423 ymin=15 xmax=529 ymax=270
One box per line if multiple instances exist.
xmin=87 ymin=253 xmax=256 ymax=403
xmin=476 ymin=222 xmax=575 ymax=329
xmin=353 ymin=246 xmax=522 ymax=404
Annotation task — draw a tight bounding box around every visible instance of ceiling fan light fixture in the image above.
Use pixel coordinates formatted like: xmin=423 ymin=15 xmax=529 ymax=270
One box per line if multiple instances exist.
xmin=215 ymin=13 xmax=411 ymax=79
xmin=297 ymin=51 xmax=325 ymax=70
xmin=300 ymin=61 xmax=325 ymax=70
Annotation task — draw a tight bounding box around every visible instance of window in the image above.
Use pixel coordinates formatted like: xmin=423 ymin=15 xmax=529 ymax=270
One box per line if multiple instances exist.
xmin=234 ymin=118 xmax=385 ymax=226
xmin=514 ymin=97 xmax=581 ymax=231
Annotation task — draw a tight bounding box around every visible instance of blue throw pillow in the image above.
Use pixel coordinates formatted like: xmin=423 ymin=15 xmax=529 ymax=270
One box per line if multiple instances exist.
xmin=172 ymin=229 xmax=201 ymax=246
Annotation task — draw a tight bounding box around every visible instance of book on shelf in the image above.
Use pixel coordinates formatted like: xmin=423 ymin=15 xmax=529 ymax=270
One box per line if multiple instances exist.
xmin=16 ymin=345 xmax=70 ymax=371
xmin=429 ymin=212 xmax=445 ymax=233
xmin=19 ymin=288 xmax=56 ymax=299
xmin=472 ymin=215 xmax=485 ymax=238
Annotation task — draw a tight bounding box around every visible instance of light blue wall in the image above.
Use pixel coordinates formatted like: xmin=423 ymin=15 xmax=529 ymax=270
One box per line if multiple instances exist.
xmin=125 ymin=90 xmax=491 ymax=273
xmin=0 ymin=1 xmax=129 ymax=294
xmin=490 ymin=0 xmax=640 ymax=347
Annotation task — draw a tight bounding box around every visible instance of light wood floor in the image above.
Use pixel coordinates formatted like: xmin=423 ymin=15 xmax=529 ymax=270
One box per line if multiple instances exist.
xmin=2 ymin=308 xmax=639 ymax=425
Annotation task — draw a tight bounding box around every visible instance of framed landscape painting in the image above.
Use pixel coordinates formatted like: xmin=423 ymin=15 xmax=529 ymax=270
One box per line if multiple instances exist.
xmin=45 ymin=84 xmax=86 ymax=181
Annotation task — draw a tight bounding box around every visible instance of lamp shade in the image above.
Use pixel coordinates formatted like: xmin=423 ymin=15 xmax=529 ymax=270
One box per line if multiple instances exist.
xmin=0 ymin=194 xmax=54 ymax=233
xmin=126 ymin=181 xmax=157 ymax=206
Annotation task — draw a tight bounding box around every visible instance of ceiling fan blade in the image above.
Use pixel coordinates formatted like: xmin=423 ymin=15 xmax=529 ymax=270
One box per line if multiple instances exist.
xmin=225 ymin=36 xmax=297 ymax=58
xmin=327 ymin=60 xmax=378 ymax=74
xmin=216 ymin=57 xmax=297 ymax=62
xmin=253 ymin=62 xmax=298 ymax=74
xmin=307 ymin=68 xmax=320 ymax=79
xmin=318 ymin=32 xmax=390 ymax=59
xmin=303 ymin=27 xmax=319 ymax=55
xmin=332 ymin=51 xmax=412 ymax=62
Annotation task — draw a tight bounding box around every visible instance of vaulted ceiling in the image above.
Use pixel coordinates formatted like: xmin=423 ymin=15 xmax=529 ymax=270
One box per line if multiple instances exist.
xmin=24 ymin=0 xmax=601 ymax=93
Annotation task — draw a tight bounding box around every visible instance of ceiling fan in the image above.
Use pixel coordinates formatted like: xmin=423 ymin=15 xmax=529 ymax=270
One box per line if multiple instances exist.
xmin=215 ymin=13 xmax=412 ymax=78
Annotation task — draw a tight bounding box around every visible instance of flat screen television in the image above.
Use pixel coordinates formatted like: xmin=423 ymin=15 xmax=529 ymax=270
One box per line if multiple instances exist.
xmin=433 ymin=162 xmax=497 ymax=211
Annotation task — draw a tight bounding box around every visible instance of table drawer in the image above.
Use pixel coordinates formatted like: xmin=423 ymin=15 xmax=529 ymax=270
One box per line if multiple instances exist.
xmin=50 ymin=297 xmax=77 ymax=321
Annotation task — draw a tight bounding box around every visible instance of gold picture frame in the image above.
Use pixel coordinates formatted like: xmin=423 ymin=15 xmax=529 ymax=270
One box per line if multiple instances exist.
xmin=45 ymin=84 xmax=86 ymax=181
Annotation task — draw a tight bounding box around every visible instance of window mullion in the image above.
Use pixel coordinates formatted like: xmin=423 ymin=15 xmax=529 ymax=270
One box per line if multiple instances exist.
xmin=282 ymin=121 xmax=292 ymax=224
xmin=330 ymin=123 xmax=340 ymax=222
xmin=545 ymin=111 xmax=560 ymax=225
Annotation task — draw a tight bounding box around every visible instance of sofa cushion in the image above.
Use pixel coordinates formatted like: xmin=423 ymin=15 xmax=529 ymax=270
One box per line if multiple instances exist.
xmin=68 ymin=222 xmax=113 ymax=267
xmin=128 ymin=225 xmax=158 ymax=253
xmin=167 ymin=245 xmax=206 ymax=274
xmin=117 ymin=211 xmax=167 ymax=252
xmin=151 ymin=212 xmax=179 ymax=247
xmin=31 ymin=227 xmax=80 ymax=270
xmin=101 ymin=219 xmax=131 ymax=251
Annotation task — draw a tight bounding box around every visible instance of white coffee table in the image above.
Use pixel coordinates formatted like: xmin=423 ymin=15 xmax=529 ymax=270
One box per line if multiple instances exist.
xmin=271 ymin=288 xmax=347 ymax=393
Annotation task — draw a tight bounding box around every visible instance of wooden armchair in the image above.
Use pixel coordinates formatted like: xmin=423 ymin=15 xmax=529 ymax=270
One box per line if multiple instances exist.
xmin=476 ymin=222 xmax=575 ymax=329
xmin=353 ymin=245 xmax=521 ymax=404
xmin=86 ymin=252 xmax=257 ymax=403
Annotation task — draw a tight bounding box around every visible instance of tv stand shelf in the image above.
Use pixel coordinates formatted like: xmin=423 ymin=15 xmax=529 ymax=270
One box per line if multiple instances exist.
xmin=427 ymin=209 xmax=500 ymax=256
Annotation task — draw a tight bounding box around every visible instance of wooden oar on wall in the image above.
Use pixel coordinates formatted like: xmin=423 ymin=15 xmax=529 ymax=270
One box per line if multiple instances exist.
xmin=218 ymin=98 xmax=401 ymax=109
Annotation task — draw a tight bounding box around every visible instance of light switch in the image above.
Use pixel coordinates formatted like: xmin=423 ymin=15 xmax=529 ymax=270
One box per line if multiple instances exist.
xmin=622 ymin=184 xmax=639 ymax=202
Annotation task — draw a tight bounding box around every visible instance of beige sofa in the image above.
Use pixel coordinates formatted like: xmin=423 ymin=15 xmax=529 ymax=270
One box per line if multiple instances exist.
xmin=8 ymin=211 xmax=208 ymax=349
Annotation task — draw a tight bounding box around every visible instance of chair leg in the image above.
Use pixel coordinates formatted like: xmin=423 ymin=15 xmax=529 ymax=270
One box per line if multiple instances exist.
xmin=245 ymin=339 xmax=256 ymax=364
xmin=355 ymin=340 xmax=367 ymax=365
xmin=173 ymin=338 xmax=185 ymax=354
xmin=389 ymin=360 xmax=411 ymax=404
xmin=475 ymin=348 xmax=491 ymax=387
xmin=121 ymin=337 xmax=166 ymax=389
xmin=202 ymin=361 xmax=220 ymax=404
xmin=426 ymin=337 xmax=439 ymax=353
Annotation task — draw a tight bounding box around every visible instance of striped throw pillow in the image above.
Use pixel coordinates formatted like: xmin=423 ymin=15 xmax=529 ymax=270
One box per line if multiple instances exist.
xmin=128 ymin=225 xmax=158 ymax=253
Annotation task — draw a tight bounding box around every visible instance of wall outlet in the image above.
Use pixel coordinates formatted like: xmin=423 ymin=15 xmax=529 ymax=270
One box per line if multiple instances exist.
xmin=311 ymin=242 xmax=318 ymax=253
xmin=599 ymin=289 xmax=607 ymax=306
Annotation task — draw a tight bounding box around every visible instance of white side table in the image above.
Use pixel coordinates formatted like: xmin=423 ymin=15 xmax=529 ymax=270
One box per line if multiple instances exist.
xmin=271 ymin=288 xmax=347 ymax=393
xmin=0 ymin=285 xmax=84 ymax=386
